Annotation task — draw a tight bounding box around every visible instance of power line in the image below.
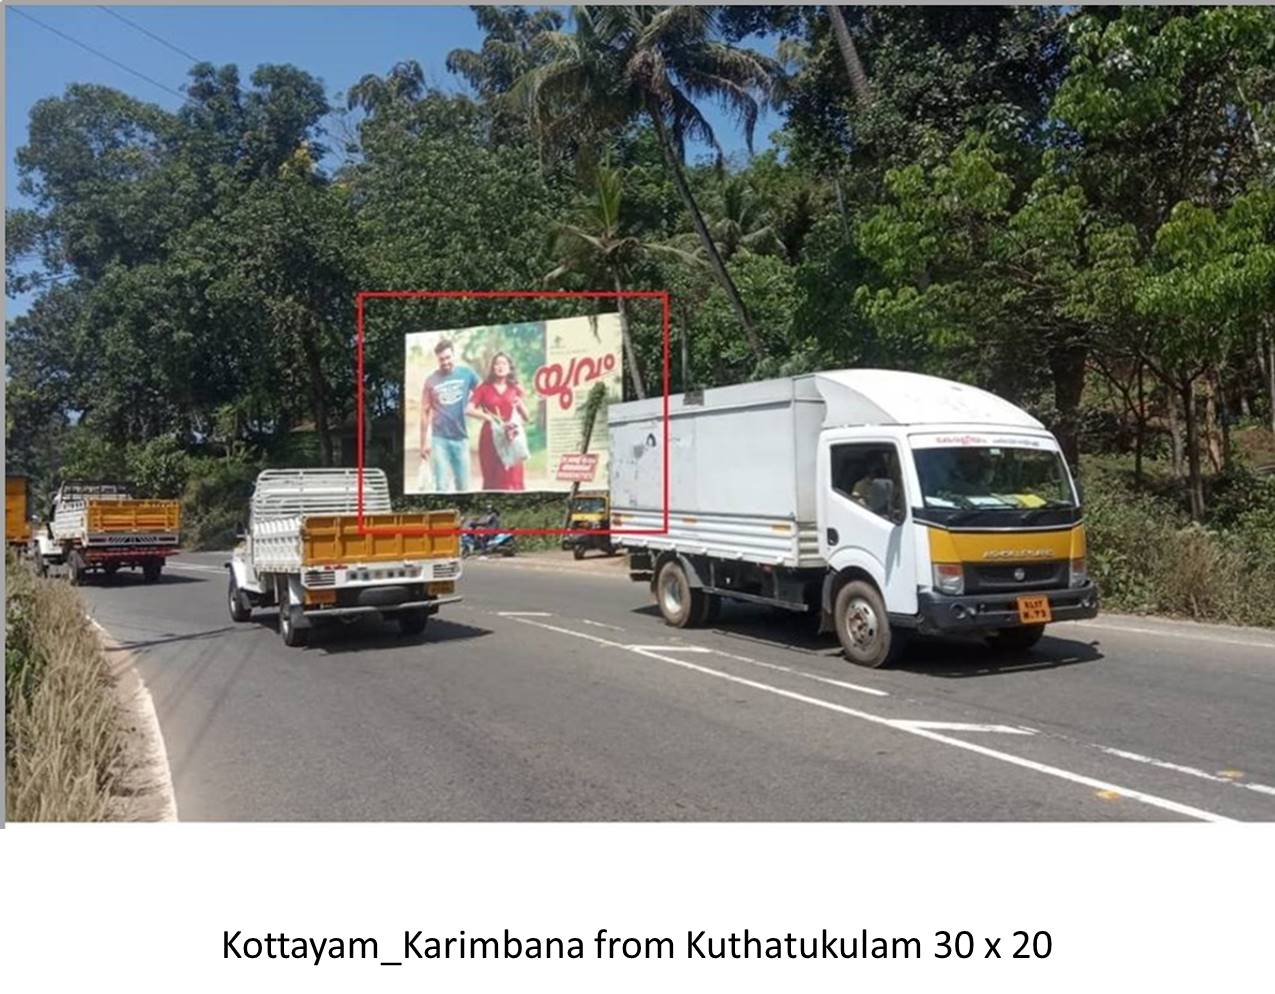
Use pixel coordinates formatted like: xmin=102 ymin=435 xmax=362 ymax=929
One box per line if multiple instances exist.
xmin=96 ymin=6 xmax=202 ymax=65
xmin=11 ymin=6 xmax=185 ymax=100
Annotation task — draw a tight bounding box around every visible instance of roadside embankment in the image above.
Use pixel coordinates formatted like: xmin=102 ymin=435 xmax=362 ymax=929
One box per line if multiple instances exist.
xmin=5 ymin=555 xmax=174 ymax=821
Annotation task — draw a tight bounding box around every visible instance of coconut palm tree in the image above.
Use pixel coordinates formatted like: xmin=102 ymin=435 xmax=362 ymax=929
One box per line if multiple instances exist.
xmin=546 ymin=158 xmax=701 ymax=399
xmin=826 ymin=6 xmax=872 ymax=106
xmin=682 ymin=175 xmax=787 ymax=262
xmin=514 ymin=6 xmax=781 ymax=357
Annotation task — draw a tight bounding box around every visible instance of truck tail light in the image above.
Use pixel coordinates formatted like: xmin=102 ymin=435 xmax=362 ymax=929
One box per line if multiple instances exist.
xmin=1069 ymin=556 xmax=1088 ymax=588
xmin=932 ymin=563 xmax=964 ymax=596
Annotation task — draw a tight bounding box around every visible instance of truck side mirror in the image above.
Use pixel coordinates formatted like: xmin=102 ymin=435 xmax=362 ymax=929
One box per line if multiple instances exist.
xmin=235 ymin=523 xmax=248 ymax=541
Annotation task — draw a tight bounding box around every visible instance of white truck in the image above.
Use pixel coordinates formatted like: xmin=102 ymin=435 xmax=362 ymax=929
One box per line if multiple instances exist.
xmin=227 ymin=468 xmax=463 ymax=647
xmin=32 ymin=481 xmax=182 ymax=584
xmin=609 ymin=370 xmax=1099 ymax=667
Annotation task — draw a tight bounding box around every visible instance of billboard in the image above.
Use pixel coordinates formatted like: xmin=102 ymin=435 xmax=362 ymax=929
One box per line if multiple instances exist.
xmin=403 ymin=314 xmax=623 ymax=494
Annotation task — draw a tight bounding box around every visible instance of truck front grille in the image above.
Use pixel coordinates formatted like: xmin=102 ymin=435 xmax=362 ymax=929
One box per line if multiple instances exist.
xmin=432 ymin=559 xmax=460 ymax=580
xmin=966 ymin=561 xmax=1067 ymax=593
xmin=304 ymin=570 xmax=337 ymax=587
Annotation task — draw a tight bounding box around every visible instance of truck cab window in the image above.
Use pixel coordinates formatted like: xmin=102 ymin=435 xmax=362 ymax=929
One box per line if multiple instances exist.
xmin=831 ymin=444 xmax=904 ymax=521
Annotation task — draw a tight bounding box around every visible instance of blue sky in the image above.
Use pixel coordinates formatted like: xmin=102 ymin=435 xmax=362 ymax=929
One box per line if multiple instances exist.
xmin=6 ymin=5 xmax=780 ymax=316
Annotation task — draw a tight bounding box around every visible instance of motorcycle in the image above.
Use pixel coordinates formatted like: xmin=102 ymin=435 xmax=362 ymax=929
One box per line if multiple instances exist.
xmin=461 ymin=520 xmax=517 ymax=558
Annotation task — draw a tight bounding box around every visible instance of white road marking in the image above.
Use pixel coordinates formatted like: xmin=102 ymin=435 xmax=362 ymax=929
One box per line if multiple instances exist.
xmin=893 ymin=720 xmax=1035 ymax=735
xmin=497 ymin=611 xmax=554 ymax=617
xmin=706 ymin=646 xmax=889 ymax=698
xmin=1097 ymin=746 xmax=1275 ymax=798
xmin=86 ymin=616 xmax=178 ymax=821
xmin=1070 ymin=620 xmax=1275 ymax=652
xmin=166 ymin=562 xmax=224 ymax=573
xmin=627 ymin=644 xmax=713 ymax=653
xmin=578 ymin=619 xmax=626 ymax=632
xmin=508 ymin=616 xmax=1234 ymax=822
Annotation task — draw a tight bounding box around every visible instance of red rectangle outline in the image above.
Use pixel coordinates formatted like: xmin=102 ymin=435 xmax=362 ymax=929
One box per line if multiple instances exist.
xmin=355 ymin=289 xmax=670 ymax=538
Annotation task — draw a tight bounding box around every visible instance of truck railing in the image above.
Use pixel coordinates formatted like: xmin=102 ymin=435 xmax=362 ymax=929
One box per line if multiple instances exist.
xmin=250 ymin=468 xmax=392 ymax=521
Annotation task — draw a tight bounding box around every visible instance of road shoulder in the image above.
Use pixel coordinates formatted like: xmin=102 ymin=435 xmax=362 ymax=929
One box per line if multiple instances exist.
xmin=92 ymin=620 xmax=179 ymax=822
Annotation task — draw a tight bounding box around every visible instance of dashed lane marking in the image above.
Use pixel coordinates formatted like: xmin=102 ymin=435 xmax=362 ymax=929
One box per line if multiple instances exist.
xmin=1096 ymin=746 xmax=1275 ymax=798
xmin=507 ymin=616 xmax=1234 ymax=823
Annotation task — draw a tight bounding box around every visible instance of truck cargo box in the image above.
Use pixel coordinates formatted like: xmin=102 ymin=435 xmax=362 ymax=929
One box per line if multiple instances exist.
xmin=609 ymin=376 xmax=827 ymax=568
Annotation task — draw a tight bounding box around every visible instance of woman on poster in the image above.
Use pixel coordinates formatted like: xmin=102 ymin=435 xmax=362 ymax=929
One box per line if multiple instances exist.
xmin=469 ymin=352 xmax=531 ymax=491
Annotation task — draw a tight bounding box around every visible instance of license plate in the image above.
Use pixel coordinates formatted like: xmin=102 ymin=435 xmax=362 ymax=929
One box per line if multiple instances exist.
xmin=1016 ymin=595 xmax=1052 ymax=624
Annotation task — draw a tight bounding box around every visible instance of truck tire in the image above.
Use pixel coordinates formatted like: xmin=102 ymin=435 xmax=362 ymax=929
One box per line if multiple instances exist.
xmin=142 ymin=559 xmax=162 ymax=583
xmin=986 ymin=624 xmax=1045 ymax=652
xmin=228 ymin=574 xmax=253 ymax=623
xmin=655 ymin=559 xmax=704 ymax=628
xmin=279 ymin=605 xmax=308 ymax=647
xmin=397 ymin=607 xmax=429 ymax=636
xmin=834 ymin=580 xmax=902 ymax=668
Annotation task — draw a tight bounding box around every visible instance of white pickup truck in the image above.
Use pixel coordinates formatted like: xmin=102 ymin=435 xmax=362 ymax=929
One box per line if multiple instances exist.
xmin=32 ymin=481 xmax=182 ymax=584
xmin=610 ymin=370 xmax=1098 ymax=667
xmin=227 ymin=468 xmax=463 ymax=647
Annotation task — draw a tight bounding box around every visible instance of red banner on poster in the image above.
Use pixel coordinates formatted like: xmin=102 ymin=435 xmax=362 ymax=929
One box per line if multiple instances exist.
xmin=555 ymin=453 xmax=599 ymax=482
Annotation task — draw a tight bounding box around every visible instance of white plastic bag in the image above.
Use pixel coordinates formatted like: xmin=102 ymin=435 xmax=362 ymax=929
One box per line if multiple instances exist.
xmin=492 ymin=413 xmax=530 ymax=469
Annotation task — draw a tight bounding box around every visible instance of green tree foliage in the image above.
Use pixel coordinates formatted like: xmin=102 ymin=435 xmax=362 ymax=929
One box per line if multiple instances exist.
xmin=6 ymin=3 xmax=1274 ymax=552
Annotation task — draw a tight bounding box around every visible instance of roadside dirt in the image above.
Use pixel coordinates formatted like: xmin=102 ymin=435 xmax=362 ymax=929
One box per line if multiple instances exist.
xmin=98 ymin=628 xmax=178 ymax=822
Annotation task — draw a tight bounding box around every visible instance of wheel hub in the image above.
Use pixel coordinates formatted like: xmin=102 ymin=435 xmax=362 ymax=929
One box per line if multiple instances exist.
xmin=845 ymin=597 xmax=878 ymax=648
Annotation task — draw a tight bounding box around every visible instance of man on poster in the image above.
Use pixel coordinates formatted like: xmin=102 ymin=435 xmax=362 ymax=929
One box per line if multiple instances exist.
xmin=420 ymin=338 xmax=481 ymax=492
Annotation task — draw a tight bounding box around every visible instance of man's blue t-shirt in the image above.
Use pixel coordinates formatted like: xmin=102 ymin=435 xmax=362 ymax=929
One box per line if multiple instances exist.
xmin=425 ymin=365 xmax=480 ymax=440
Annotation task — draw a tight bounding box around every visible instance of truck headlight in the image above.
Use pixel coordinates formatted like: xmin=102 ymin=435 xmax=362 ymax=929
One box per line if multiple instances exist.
xmin=1069 ymin=556 xmax=1088 ymax=588
xmin=932 ymin=563 xmax=964 ymax=596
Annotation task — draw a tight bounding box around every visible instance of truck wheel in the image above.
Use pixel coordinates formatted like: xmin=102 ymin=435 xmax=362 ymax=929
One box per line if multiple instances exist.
xmin=397 ymin=607 xmax=429 ymax=636
xmin=142 ymin=560 xmax=162 ymax=583
xmin=986 ymin=624 xmax=1045 ymax=651
xmin=834 ymin=580 xmax=901 ymax=668
xmin=228 ymin=574 xmax=253 ymax=623
xmin=656 ymin=560 xmax=704 ymax=628
xmin=279 ymin=606 xmax=308 ymax=647
xmin=573 ymin=545 xmax=586 ymax=561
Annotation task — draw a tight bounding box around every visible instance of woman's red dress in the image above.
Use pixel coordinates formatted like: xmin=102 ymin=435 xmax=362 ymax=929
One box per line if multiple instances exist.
xmin=473 ymin=381 xmax=526 ymax=491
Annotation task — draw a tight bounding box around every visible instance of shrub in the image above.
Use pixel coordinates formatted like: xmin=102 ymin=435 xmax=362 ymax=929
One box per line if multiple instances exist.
xmin=1083 ymin=462 xmax=1275 ymax=627
xmin=182 ymin=455 xmax=262 ymax=550
xmin=5 ymin=555 xmax=124 ymax=821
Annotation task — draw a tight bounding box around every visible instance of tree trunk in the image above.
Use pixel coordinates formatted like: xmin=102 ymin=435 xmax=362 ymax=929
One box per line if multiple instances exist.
xmin=1182 ymin=380 xmax=1205 ymax=521
xmin=647 ymin=97 xmax=764 ymax=357
xmin=680 ymin=300 xmax=691 ymax=391
xmin=827 ymin=6 xmax=872 ymax=106
xmin=301 ymin=331 xmax=332 ymax=467
xmin=1134 ymin=362 xmax=1145 ymax=489
xmin=614 ymin=271 xmax=645 ymax=400
xmin=1048 ymin=343 xmax=1086 ymax=469
xmin=1266 ymin=322 xmax=1275 ymax=435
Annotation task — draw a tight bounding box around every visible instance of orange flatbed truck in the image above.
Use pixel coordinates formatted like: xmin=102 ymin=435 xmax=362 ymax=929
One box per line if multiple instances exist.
xmin=32 ymin=481 xmax=181 ymax=584
xmin=227 ymin=468 xmax=462 ymax=647
xmin=6 ymin=475 xmax=33 ymax=555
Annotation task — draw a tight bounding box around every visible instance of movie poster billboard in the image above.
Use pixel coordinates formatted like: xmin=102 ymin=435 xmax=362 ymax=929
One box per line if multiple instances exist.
xmin=403 ymin=314 xmax=623 ymax=494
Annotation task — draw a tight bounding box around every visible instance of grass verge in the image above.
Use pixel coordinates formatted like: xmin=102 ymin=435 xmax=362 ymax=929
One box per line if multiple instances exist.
xmin=5 ymin=554 xmax=125 ymax=821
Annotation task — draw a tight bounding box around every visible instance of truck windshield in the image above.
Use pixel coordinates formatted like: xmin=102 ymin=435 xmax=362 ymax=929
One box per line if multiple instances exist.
xmin=912 ymin=447 xmax=1075 ymax=511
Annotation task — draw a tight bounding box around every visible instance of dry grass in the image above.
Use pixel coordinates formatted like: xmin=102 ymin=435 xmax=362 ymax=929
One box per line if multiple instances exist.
xmin=5 ymin=558 xmax=125 ymax=821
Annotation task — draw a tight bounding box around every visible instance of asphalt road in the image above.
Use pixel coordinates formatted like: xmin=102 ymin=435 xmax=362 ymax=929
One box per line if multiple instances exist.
xmin=79 ymin=551 xmax=1275 ymax=822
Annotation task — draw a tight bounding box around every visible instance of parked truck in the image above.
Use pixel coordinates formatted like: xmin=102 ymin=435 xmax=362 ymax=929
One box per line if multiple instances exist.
xmin=227 ymin=468 xmax=463 ymax=647
xmin=6 ymin=475 xmax=32 ymax=555
xmin=32 ymin=481 xmax=181 ymax=584
xmin=609 ymin=370 xmax=1099 ymax=667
